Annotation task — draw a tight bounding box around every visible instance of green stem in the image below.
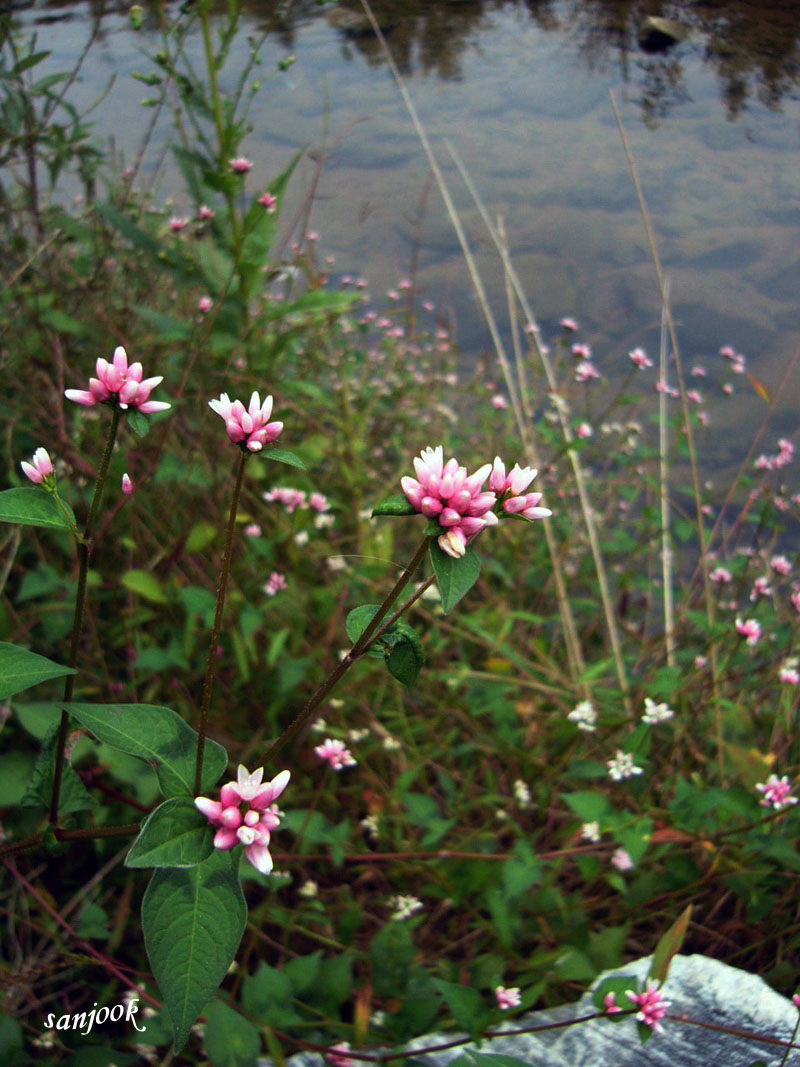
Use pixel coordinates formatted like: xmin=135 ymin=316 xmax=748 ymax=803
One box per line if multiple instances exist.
xmin=194 ymin=449 xmax=247 ymax=795
xmin=263 ymin=537 xmax=430 ymax=764
xmin=199 ymin=0 xmax=242 ymax=259
xmin=49 ymin=405 xmax=123 ymax=825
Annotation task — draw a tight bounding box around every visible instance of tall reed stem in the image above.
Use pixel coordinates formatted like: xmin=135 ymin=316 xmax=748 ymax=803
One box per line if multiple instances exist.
xmin=50 ymin=405 xmax=123 ymax=823
xmin=194 ymin=450 xmax=247 ymax=795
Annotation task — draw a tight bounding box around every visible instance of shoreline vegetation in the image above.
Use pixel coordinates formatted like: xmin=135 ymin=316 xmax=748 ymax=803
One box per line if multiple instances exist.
xmin=1 ymin=1 xmax=799 ymax=1062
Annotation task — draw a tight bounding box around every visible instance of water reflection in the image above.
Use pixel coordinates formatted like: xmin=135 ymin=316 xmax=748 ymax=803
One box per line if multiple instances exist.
xmin=16 ymin=0 xmax=800 ymax=123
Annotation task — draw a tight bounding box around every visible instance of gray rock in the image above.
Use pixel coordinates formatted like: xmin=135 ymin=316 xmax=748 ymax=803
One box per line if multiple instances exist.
xmin=264 ymin=955 xmax=799 ymax=1067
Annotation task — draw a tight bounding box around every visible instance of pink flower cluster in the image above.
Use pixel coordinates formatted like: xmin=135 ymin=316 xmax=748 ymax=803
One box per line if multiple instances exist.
xmin=720 ymin=345 xmax=746 ymax=374
xmin=195 ymin=764 xmax=289 ymax=875
xmin=495 ymin=985 xmax=521 ymax=1010
xmin=735 ymin=616 xmax=762 ymax=645
xmin=755 ymin=774 xmax=798 ymax=811
xmin=208 ymin=392 xmax=283 ymax=452
xmin=401 ymin=447 xmax=551 ymax=560
xmin=65 ymin=346 xmax=171 ymax=413
xmin=21 ymin=448 xmax=54 ymax=485
xmin=754 ymin=437 xmax=794 ymax=472
xmin=314 ymin=738 xmax=357 ymax=770
xmin=627 ymin=979 xmax=670 ymax=1032
xmin=489 ymin=458 xmax=552 ymax=522
xmin=401 ymin=446 xmax=498 ymax=559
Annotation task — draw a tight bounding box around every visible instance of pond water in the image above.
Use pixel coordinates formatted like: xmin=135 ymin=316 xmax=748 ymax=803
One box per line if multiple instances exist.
xmin=11 ymin=0 xmax=800 ymax=471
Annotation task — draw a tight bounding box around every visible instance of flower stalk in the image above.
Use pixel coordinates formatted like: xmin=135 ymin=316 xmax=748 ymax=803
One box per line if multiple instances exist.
xmin=194 ymin=449 xmax=248 ymax=795
xmin=49 ymin=405 xmax=124 ymax=824
xmin=263 ymin=537 xmax=430 ymax=763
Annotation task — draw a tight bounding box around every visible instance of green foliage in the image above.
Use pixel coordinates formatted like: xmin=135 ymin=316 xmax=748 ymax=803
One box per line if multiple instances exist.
xmin=142 ymin=849 xmax=247 ymax=1052
xmin=0 ymin=487 xmax=77 ymax=532
xmin=0 ymin=643 xmax=75 ymax=699
xmin=429 ymin=542 xmax=481 ymax=613
xmin=64 ymin=703 xmax=228 ymax=798
xmin=125 ymin=797 xmax=215 ymax=868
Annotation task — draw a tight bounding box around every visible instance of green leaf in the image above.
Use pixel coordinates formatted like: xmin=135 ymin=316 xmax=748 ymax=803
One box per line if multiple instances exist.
xmin=63 ymin=702 xmax=227 ymax=798
xmin=452 ymin=1054 xmax=534 ymax=1067
xmin=372 ymin=494 xmax=417 ymax=517
xmin=648 ymin=904 xmax=692 ymax=985
xmin=386 ymin=628 xmax=424 ymax=689
xmin=0 ymin=643 xmax=75 ymax=700
xmin=204 ymin=999 xmax=261 ymax=1067
xmin=263 ymin=447 xmax=306 ymax=469
xmin=13 ymin=49 xmax=51 ymax=74
xmin=241 ymin=962 xmax=299 ymax=1026
xmin=592 ymin=974 xmax=637 ymax=1019
xmin=143 ymin=849 xmax=246 ymax=1053
xmin=0 ymin=487 xmax=77 ymax=532
xmin=121 ymin=569 xmax=167 ymax=603
xmin=185 ymin=522 xmax=217 ymax=554
xmin=126 ymin=797 xmax=215 ymax=868
xmin=20 ymin=723 xmax=96 ymax=815
xmin=345 ymin=604 xmax=380 ymax=645
xmin=562 ymin=791 xmax=612 ymax=823
xmin=432 ymin=978 xmax=488 ymax=1035
xmin=429 ymin=543 xmax=481 ymax=613
xmin=127 ymin=411 xmax=151 ymax=438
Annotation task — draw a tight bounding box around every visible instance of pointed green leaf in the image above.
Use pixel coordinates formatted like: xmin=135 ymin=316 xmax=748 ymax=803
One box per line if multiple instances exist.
xmin=648 ymin=904 xmax=692 ymax=985
xmin=121 ymin=569 xmax=168 ymax=603
xmin=0 ymin=488 xmax=77 ymax=532
xmin=126 ymin=797 xmax=215 ymax=868
xmin=20 ymin=723 xmax=96 ymax=815
xmin=263 ymin=447 xmax=306 ymax=469
xmin=592 ymin=974 xmax=638 ymax=1019
xmin=429 ymin=543 xmax=481 ymax=613
xmin=0 ymin=643 xmax=75 ymax=700
xmin=143 ymin=849 xmax=246 ymax=1052
xmin=63 ymin=702 xmax=227 ymax=798
xmin=386 ymin=632 xmax=424 ymax=689
xmin=431 ymin=978 xmax=489 ymax=1035
xmin=345 ymin=604 xmax=380 ymax=645
xmin=204 ymin=998 xmax=261 ymax=1067
xmin=452 ymin=1054 xmax=535 ymax=1067
xmin=372 ymin=494 xmax=417 ymax=517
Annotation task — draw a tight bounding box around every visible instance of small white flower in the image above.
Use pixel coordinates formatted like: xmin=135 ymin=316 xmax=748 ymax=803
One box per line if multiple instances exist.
xmin=642 ymin=697 xmax=674 ymax=725
xmin=513 ymin=779 xmax=532 ymax=809
xmin=382 ymin=735 xmax=402 ymax=751
xmin=607 ymin=750 xmax=644 ymax=781
xmin=568 ymin=700 xmax=597 ymax=732
xmin=299 ymin=879 xmax=319 ymax=898
xmin=389 ymin=894 xmax=423 ymax=920
xmin=361 ymin=814 xmax=380 ymax=838
xmin=581 ymin=821 xmax=601 ymax=842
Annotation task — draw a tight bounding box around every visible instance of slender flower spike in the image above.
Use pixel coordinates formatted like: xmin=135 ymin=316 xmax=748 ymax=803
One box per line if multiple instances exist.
xmin=195 ymin=765 xmax=290 ymax=875
xmin=627 ymin=980 xmax=671 ymax=1032
xmin=208 ymin=392 xmax=283 ymax=452
xmin=65 ymin=346 xmax=171 ymax=413
xmin=495 ymin=986 xmax=522 ymax=1011
xmin=21 ymin=448 xmax=54 ymax=486
xmin=755 ymin=774 xmax=798 ymax=811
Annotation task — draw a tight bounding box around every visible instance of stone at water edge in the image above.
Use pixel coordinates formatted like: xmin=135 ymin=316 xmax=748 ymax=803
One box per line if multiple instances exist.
xmin=263 ymin=955 xmax=799 ymax=1067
